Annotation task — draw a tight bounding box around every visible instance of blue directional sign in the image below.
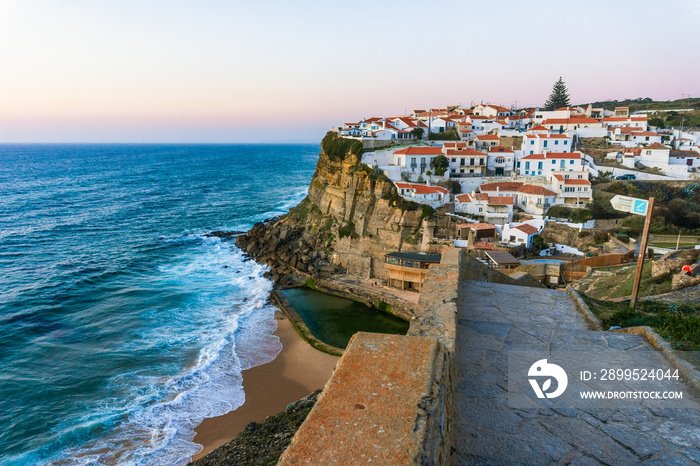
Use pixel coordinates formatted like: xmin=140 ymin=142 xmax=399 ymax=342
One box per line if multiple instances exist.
xmin=633 ymin=199 xmax=648 ymax=215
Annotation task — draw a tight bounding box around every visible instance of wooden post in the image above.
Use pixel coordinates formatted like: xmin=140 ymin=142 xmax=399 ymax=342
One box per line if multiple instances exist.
xmin=676 ymin=231 xmax=681 ymax=251
xmin=630 ymin=197 xmax=655 ymax=310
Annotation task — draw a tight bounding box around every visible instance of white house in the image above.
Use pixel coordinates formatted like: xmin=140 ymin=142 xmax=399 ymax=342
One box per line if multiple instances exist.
xmin=465 ymin=115 xmax=493 ymax=134
xmin=456 ymin=121 xmax=474 ymax=141
xmin=392 ymin=146 xmax=444 ymax=175
xmin=514 ymin=184 xmax=558 ymax=216
xmin=609 ymin=127 xmax=662 ymax=147
xmin=446 ymin=148 xmax=487 ymax=177
xmin=669 ymin=150 xmax=700 ymax=171
xmin=487 ymin=146 xmax=515 ymax=176
xmin=501 ymin=223 xmax=540 ymax=248
xmin=394 ymin=182 xmax=450 ymax=207
xmin=473 ymin=104 xmax=512 ymax=118
xmin=478 ymin=181 xmax=558 ymax=216
xmin=531 ymin=109 xmax=575 ymax=125
xmin=475 ymin=134 xmax=500 ymax=150
xmin=621 ymin=148 xmax=641 ymax=169
xmin=638 ymin=143 xmax=670 ymax=172
xmin=521 ymin=133 xmax=573 ymax=154
xmin=518 ymin=152 xmax=586 ymax=176
xmin=455 ymin=192 xmax=514 ymax=224
xmin=602 ymin=115 xmax=648 ymax=130
xmin=549 ymin=174 xmax=592 ymax=207
xmin=541 ymin=116 xmax=606 ymax=137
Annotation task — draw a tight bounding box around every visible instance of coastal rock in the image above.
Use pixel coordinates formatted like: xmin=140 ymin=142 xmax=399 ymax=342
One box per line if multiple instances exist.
xmin=206 ymin=230 xmax=244 ymax=238
xmin=233 ymin=132 xmax=464 ymax=284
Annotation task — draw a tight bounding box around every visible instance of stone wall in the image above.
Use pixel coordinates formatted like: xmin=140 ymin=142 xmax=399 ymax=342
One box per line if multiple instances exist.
xmin=459 ymin=251 xmax=546 ymax=289
xmin=279 ymin=259 xmax=460 ymax=465
xmin=310 ymin=277 xmax=415 ymax=321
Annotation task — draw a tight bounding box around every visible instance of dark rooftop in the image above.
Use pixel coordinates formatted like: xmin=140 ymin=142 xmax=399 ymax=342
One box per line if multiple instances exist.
xmin=485 ymin=250 xmax=520 ymax=266
xmin=385 ymin=252 xmax=442 ymax=263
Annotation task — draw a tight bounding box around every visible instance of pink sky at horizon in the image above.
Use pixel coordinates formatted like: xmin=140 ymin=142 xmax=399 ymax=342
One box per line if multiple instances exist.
xmin=1 ymin=0 xmax=698 ymax=143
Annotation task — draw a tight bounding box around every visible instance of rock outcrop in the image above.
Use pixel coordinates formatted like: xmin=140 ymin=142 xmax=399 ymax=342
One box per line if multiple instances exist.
xmin=236 ymin=133 xmax=442 ymax=283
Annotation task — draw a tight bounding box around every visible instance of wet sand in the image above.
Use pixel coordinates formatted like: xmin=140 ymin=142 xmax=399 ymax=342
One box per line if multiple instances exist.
xmin=190 ymin=312 xmax=339 ymax=461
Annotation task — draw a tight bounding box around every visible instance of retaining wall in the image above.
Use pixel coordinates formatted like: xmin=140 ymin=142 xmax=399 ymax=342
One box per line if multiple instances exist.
xmin=279 ymin=259 xmax=460 ymax=464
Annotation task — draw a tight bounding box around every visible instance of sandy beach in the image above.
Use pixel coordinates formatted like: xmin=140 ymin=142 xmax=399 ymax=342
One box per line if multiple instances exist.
xmin=190 ymin=311 xmax=340 ymax=461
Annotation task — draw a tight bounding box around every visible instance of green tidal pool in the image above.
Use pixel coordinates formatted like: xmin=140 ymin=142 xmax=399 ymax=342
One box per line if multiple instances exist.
xmin=281 ymin=287 xmax=410 ymax=348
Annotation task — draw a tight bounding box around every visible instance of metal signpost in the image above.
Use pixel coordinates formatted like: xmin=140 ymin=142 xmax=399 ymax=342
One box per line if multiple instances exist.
xmin=610 ymin=195 xmax=655 ymax=310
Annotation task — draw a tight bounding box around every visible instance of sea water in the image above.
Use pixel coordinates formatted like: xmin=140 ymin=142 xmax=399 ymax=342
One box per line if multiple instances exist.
xmin=0 ymin=144 xmax=318 ymax=465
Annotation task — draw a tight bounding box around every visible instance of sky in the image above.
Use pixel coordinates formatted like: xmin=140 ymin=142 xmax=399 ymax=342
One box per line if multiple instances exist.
xmin=0 ymin=0 xmax=698 ymax=143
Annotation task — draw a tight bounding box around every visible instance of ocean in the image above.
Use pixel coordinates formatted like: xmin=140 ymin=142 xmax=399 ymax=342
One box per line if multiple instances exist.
xmin=0 ymin=144 xmax=319 ymax=465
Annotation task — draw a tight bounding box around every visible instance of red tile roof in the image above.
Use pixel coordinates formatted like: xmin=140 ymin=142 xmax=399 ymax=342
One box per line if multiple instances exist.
xmin=411 ymin=184 xmax=448 ymax=195
xmin=396 ymin=182 xmax=448 ymax=195
xmin=526 ymin=133 xmax=571 ymax=139
xmin=488 ymin=196 xmax=514 ymax=205
xmin=469 ymin=222 xmax=497 ymax=230
xmin=443 ymin=142 xmax=469 ymax=149
xmin=517 ymin=185 xmax=557 ymax=196
xmin=671 ymin=150 xmax=700 ymax=158
xmin=631 ymin=131 xmax=660 ymax=137
xmin=542 ymin=116 xmax=600 ymax=125
xmin=529 ymin=125 xmax=549 ymax=132
xmin=488 ymin=146 xmax=514 ymax=153
xmin=446 ymin=149 xmax=486 ymax=156
xmin=479 ymin=181 xmax=524 ymax=192
xmin=476 ymin=134 xmax=500 ymax=140
xmin=515 ymin=224 xmax=538 ymax=235
xmin=563 ymin=179 xmax=591 ymax=185
xmin=394 ymin=146 xmax=444 ymax=155
xmin=473 ymin=241 xmax=496 ymax=250
xmin=644 ymin=143 xmax=669 ymax=150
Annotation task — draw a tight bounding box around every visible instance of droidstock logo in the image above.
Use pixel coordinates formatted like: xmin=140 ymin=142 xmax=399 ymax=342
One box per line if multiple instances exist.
xmin=528 ymin=359 xmax=568 ymax=399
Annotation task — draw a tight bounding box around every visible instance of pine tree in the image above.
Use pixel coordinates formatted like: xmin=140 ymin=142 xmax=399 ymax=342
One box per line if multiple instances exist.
xmin=544 ymin=77 xmax=570 ymax=111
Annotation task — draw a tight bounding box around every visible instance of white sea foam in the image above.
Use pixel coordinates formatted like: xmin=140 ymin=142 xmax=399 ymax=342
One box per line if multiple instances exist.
xmin=38 ymin=235 xmax=281 ymax=466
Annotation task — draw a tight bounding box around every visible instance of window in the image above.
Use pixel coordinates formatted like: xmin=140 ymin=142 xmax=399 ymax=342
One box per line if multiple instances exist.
xmin=537 ymin=162 xmax=543 ymax=170
xmin=552 ymin=160 xmax=556 ymax=164
xmin=570 ymin=160 xmax=574 ymax=164
xmin=397 ymin=157 xmax=401 ymax=166
xmin=560 ymin=160 xmax=565 ymax=167
xmin=530 ymin=151 xmax=534 ymax=155
xmin=478 ymin=207 xmax=483 ymax=213
xmin=530 ymin=140 xmax=534 ymax=145
xmin=544 ymin=141 xmax=548 ymax=148
xmin=564 ymin=141 xmax=568 ymax=145
xmin=555 ymin=140 xmax=559 ymax=145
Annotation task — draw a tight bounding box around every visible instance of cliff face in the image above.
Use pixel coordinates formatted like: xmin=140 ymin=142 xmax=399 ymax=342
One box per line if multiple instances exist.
xmin=236 ymin=135 xmax=431 ymax=283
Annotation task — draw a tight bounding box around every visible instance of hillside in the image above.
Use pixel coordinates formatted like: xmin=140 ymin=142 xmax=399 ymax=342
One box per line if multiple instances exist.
xmin=577 ymin=96 xmax=699 ymax=113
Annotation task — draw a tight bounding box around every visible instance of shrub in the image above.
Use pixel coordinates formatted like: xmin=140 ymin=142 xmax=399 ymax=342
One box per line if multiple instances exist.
xmin=338 ymin=222 xmax=358 ymax=239
xmin=321 ymin=132 xmax=363 ymax=161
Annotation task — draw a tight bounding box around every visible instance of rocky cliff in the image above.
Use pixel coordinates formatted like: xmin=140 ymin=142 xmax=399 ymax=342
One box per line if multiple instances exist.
xmin=236 ymin=133 xmax=449 ymax=284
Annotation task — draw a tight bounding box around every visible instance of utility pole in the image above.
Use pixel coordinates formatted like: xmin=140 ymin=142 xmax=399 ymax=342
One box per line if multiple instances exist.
xmin=630 ymin=197 xmax=655 ymax=310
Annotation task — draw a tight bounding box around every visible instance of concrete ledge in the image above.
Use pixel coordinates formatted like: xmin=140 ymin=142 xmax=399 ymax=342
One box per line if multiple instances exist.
xmin=565 ymin=286 xmax=603 ymax=331
xmin=613 ymin=326 xmax=700 ymax=396
xmin=278 ymin=333 xmax=449 ymax=465
xmin=409 ymin=264 xmax=459 ymax=352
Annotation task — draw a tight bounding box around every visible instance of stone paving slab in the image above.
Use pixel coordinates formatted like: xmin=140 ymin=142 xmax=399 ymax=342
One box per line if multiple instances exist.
xmin=455 ymin=280 xmax=700 ymax=465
